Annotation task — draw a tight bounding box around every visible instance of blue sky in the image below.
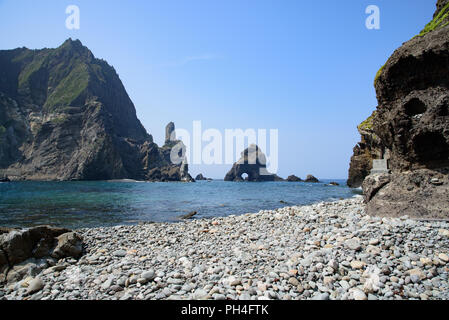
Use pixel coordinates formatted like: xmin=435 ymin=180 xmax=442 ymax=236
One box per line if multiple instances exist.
xmin=0 ymin=0 xmax=436 ymax=179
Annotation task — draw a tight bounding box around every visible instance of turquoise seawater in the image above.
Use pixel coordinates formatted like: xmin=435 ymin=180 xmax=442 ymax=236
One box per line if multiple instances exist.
xmin=0 ymin=180 xmax=359 ymax=229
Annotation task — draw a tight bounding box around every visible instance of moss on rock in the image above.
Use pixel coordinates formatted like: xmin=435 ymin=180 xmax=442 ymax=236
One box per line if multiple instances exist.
xmin=376 ymin=2 xmax=449 ymax=86
xmin=358 ymin=111 xmax=377 ymax=132
xmin=44 ymin=63 xmax=89 ymax=111
xmin=374 ymin=64 xmax=385 ymax=86
xmin=418 ymin=2 xmax=449 ymax=37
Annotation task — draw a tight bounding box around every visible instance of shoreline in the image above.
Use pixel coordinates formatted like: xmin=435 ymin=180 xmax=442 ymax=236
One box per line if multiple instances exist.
xmin=1 ymin=197 xmax=449 ymax=300
xmin=0 ymin=180 xmax=357 ymax=229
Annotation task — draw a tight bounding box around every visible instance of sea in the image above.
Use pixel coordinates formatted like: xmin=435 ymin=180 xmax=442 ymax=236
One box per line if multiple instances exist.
xmin=0 ymin=179 xmax=360 ymax=229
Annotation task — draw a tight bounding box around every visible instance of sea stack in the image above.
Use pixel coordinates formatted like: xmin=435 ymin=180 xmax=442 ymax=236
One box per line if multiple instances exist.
xmin=224 ymin=144 xmax=283 ymax=182
xmin=165 ymin=122 xmax=175 ymax=145
xmin=144 ymin=122 xmax=194 ymax=182
xmin=348 ymin=0 xmax=449 ymax=218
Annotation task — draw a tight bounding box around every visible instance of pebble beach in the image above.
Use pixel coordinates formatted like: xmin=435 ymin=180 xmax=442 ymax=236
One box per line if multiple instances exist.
xmin=1 ymin=196 xmax=449 ymax=300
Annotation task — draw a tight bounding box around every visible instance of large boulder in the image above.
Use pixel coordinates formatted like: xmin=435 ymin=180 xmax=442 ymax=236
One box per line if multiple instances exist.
xmin=5 ymin=259 xmax=46 ymax=284
xmin=0 ymin=226 xmax=70 ymax=265
xmin=363 ymin=170 xmax=449 ymax=219
xmin=352 ymin=0 xmax=449 ymax=218
xmin=0 ymin=250 xmax=7 ymax=283
xmin=362 ymin=173 xmax=391 ymax=203
xmin=52 ymin=232 xmax=83 ymax=259
xmin=0 ymin=226 xmax=84 ymax=283
xmin=224 ymin=144 xmax=283 ymax=182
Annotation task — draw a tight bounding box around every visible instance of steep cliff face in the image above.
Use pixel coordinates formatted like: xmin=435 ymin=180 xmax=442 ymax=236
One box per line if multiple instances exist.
xmin=0 ymin=39 xmax=192 ymax=181
xmin=349 ymin=0 xmax=449 ymax=217
xmin=347 ymin=112 xmax=384 ymax=188
xmin=372 ymin=2 xmax=449 ymax=173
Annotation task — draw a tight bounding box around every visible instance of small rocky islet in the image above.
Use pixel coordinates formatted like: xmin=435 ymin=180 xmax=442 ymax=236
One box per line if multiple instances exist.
xmin=1 ymin=197 xmax=448 ymax=300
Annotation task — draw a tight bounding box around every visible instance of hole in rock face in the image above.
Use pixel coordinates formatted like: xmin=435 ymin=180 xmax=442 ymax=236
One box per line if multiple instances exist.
xmin=413 ymin=132 xmax=449 ymax=163
xmin=241 ymin=173 xmax=249 ymax=181
xmin=438 ymin=105 xmax=448 ymax=116
xmin=404 ymin=98 xmax=427 ymax=116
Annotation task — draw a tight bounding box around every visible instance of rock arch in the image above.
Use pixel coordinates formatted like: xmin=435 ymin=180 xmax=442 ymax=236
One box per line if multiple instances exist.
xmin=224 ymin=144 xmax=283 ymax=182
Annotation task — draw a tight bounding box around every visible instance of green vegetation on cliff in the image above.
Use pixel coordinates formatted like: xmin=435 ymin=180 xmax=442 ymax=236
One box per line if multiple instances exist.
xmin=358 ymin=111 xmax=377 ymax=132
xmin=418 ymin=2 xmax=449 ymax=36
xmin=50 ymin=115 xmax=69 ymax=125
xmin=375 ymin=3 xmax=449 ymax=86
xmin=374 ymin=65 xmax=385 ymax=86
xmin=17 ymin=55 xmax=46 ymax=88
xmin=44 ymin=62 xmax=89 ymax=111
xmin=3 ymin=39 xmax=94 ymax=111
xmin=0 ymin=39 xmax=164 ymax=181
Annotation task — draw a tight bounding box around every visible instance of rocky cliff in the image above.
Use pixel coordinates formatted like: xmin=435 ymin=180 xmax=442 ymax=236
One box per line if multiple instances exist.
xmin=349 ymin=0 xmax=449 ymax=218
xmin=0 ymin=39 xmax=192 ymax=182
xmin=347 ymin=112 xmax=384 ymax=188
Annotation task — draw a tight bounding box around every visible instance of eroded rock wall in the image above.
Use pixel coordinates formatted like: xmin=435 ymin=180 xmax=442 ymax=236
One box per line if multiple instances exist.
xmin=349 ymin=0 xmax=449 ymax=218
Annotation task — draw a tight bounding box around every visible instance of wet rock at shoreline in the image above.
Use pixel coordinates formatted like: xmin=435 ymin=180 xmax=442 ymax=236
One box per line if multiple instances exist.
xmin=52 ymin=232 xmax=83 ymax=259
xmin=0 ymin=226 xmax=84 ymax=284
xmin=178 ymin=211 xmax=198 ymax=220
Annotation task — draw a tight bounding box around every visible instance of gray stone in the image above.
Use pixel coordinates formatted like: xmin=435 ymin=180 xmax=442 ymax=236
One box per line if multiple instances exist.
xmin=27 ymin=278 xmax=44 ymax=295
xmin=112 ymin=250 xmax=127 ymax=257
xmin=193 ymin=289 xmax=209 ymax=300
xmin=141 ymin=270 xmax=156 ymax=281
xmin=312 ymin=292 xmax=329 ymax=300
xmin=351 ymin=288 xmax=367 ymax=300
xmin=345 ymin=238 xmax=361 ymax=251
